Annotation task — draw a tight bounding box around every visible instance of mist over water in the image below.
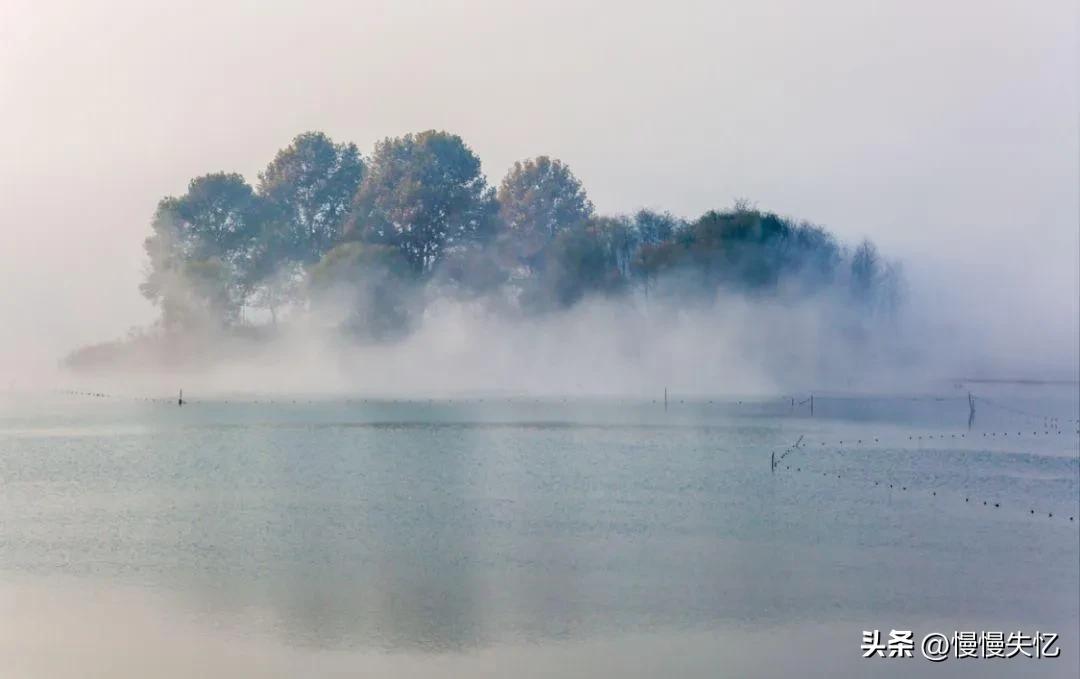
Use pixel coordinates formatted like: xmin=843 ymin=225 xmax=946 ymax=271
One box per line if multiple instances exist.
xmin=44 ymin=278 xmax=1077 ymax=401
xmin=2 ymin=0 xmax=1077 ymax=394
xmin=1 ymin=2 xmax=1078 ymax=678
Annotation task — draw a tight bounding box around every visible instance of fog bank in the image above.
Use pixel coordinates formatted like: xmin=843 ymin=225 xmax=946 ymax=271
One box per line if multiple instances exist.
xmin=1 ymin=0 xmax=1076 ymax=393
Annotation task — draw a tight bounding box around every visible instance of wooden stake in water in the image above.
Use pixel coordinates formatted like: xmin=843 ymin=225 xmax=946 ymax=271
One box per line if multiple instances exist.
xmin=967 ymin=392 xmax=975 ymax=430
xmin=810 ymin=394 xmax=814 ymax=416
xmin=178 ymin=389 xmax=184 ymax=407
xmin=664 ymin=387 xmax=668 ymax=412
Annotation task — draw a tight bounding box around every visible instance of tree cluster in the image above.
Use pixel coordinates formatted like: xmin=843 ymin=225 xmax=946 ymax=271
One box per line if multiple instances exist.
xmin=142 ymin=130 xmax=901 ymax=339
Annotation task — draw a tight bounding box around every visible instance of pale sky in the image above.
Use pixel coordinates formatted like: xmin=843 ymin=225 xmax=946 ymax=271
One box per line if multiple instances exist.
xmin=1 ymin=0 xmax=1077 ymax=377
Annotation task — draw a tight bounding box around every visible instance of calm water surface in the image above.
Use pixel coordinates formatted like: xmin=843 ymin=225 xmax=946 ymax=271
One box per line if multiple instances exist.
xmin=1 ymin=388 xmax=1078 ymax=677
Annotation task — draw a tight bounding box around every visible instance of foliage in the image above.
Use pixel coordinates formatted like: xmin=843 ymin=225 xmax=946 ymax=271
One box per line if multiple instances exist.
xmin=257 ymin=131 xmax=364 ymax=264
xmin=308 ymin=242 xmax=417 ymax=340
xmin=141 ymin=172 xmax=266 ymax=327
xmin=520 ymin=221 xmax=625 ymax=310
xmin=850 ymin=239 xmax=903 ymax=314
xmin=634 ymin=206 xmax=843 ymax=296
xmin=345 ymin=130 xmax=497 ymax=274
xmin=497 ymin=156 xmax=593 ymax=265
xmin=632 ymin=209 xmax=683 ymax=247
xmin=137 ymin=129 xmax=902 ymax=338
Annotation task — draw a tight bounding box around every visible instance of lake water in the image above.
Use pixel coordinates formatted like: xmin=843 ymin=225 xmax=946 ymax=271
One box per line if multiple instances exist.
xmin=1 ymin=386 xmax=1078 ymax=677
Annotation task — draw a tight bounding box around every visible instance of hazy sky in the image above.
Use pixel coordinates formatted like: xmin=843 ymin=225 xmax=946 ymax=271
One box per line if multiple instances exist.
xmin=1 ymin=0 xmax=1077 ymax=377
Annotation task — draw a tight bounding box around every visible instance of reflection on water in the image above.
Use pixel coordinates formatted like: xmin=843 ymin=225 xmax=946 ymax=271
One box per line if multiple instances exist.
xmin=7 ymin=579 xmax=1073 ymax=679
xmin=1 ymin=389 xmax=1077 ymax=677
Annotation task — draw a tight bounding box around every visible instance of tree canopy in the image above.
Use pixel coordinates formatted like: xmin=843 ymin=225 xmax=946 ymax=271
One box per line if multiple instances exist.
xmin=497 ymin=156 xmax=593 ymax=265
xmin=345 ymin=130 xmax=497 ymax=274
xmin=141 ymin=172 xmax=265 ymax=328
xmin=138 ymin=128 xmax=901 ymax=337
xmin=258 ymin=131 xmax=364 ymax=265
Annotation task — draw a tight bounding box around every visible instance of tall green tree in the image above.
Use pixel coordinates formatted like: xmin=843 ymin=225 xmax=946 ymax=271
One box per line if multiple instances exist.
xmin=141 ymin=172 xmax=265 ymax=328
xmin=345 ymin=130 xmax=497 ymax=274
xmin=497 ymin=156 xmax=593 ymax=265
xmin=257 ymin=131 xmax=364 ymax=264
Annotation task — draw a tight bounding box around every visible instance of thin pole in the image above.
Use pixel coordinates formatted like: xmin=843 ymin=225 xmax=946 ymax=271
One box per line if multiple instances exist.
xmin=664 ymin=387 xmax=668 ymax=412
xmin=810 ymin=394 xmax=814 ymax=416
xmin=178 ymin=388 xmax=184 ymax=407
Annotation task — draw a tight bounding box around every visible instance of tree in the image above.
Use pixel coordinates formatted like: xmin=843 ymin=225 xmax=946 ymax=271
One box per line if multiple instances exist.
xmin=257 ymin=131 xmax=364 ymax=264
xmin=308 ymin=242 xmax=417 ymax=340
xmin=245 ymin=251 xmax=305 ymax=326
xmin=589 ymin=215 xmax=638 ymax=279
xmin=632 ymin=209 xmax=682 ymax=246
xmin=497 ymin=156 xmax=593 ymax=265
xmin=631 ymin=207 xmax=841 ymax=295
xmin=678 ymin=208 xmax=797 ymax=289
xmin=141 ymin=173 xmax=265 ymax=328
xmin=433 ymin=244 xmax=510 ymax=296
xmin=850 ymin=239 xmax=881 ymax=300
xmin=345 ymin=130 xmax=497 ymax=274
xmin=521 ymin=222 xmax=625 ymax=310
xmin=173 ymin=258 xmax=237 ymax=327
xmin=849 ymin=239 xmax=902 ymax=315
xmin=780 ymin=222 xmax=841 ymax=292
